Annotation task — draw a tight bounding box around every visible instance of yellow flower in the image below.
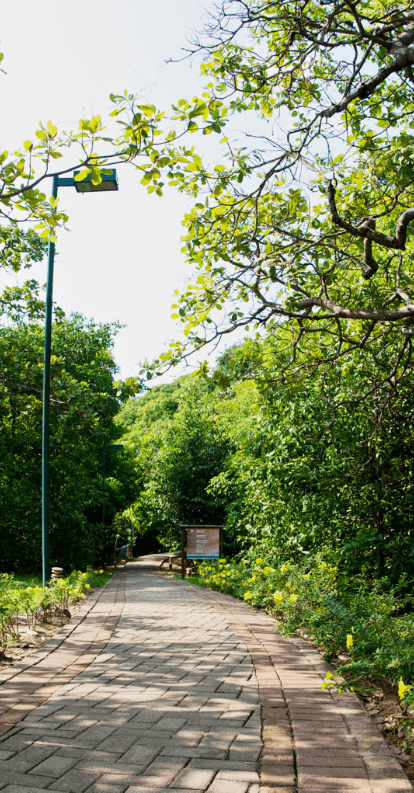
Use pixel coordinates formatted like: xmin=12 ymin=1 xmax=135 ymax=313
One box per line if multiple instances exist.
xmin=244 ymin=591 xmax=252 ymax=601
xmin=280 ymin=563 xmax=290 ymax=574
xmin=273 ymin=591 xmax=284 ymax=606
xmin=255 ymin=558 xmax=263 ymax=564
xmin=289 ymin=594 xmax=298 ymax=604
xmin=398 ymin=678 xmax=413 ymax=700
xmin=346 ymin=634 xmax=353 ymax=650
xmin=99 ymin=569 xmax=104 ymax=574
xmin=84 ymin=584 xmax=90 ymax=589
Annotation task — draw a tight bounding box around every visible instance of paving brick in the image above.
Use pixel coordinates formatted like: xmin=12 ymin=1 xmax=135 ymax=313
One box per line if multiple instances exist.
xmin=215 ymin=770 xmax=259 ymax=783
xmin=153 ymin=717 xmax=187 ymax=731
xmin=84 ymin=784 xmax=126 ymax=793
xmin=2 ymin=787 xmax=52 ymax=793
xmin=229 ymin=749 xmax=261 ymax=762
xmin=29 ymin=754 xmax=78 ymax=777
xmin=0 ymin=737 xmax=33 ymax=753
xmin=117 ymin=744 xmax=160 ymax=764
xmin=208 ymin=780 xmax=249 ymax=793
xmin=189 ymin=760 xmax=258 ymax=772
xmin=50 ymin=770 xmax=102 ymax=792
xmin=115 ymin=775 xmax=171 ymax=788
xmin=295 ymin=751 xmax=365 ymax=768
xmin=76 ymin=761 xmax=147 ymax=775
xmin=142 ymin=758 xmax=186 ymax=780
xmin=83 ymin=780 xmax=128 ymax=793
xmin=170 ymin=768 xmax=215 ymax=789
xmin=126 ymin=789 xmax=204 ymax=793
xmin=260 ymin=764 xmax=296 ymax=787
xmin=0 ymin=772 xmax=56 ymax=788
xmin=258 ymin=787 xmax=295 ymax=793
xmin=299 ymin=766 xmax=368 ymax=780
xmin=4 ymin=743 xmax=57 ymax=772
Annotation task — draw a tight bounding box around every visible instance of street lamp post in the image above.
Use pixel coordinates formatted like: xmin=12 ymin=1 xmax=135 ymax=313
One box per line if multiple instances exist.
xmin=102 ymin=444 xmax=124 ymax=562
xmin=42 ymin=170 xmax=119 ymax=588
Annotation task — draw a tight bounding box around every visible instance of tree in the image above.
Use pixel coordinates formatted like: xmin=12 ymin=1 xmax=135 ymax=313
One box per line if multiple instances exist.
xmin=135 ymin=1 xmax=414 ymax=392
xmin=117 ymin=377 xmax=230 ymax=550
xmin=0 ymin=286 xmax=135 ymax=571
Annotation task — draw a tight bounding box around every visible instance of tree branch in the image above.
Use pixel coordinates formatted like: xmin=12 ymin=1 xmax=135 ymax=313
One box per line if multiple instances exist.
xmin=327 ymin=181 xmax=414 ymax=254
xmin=297 ymin=296 xmax=414 ymax=321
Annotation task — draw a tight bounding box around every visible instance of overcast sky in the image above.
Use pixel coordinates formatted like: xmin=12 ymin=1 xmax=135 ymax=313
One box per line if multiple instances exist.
xmin=0 ymin=0 xmax=228 ymax=381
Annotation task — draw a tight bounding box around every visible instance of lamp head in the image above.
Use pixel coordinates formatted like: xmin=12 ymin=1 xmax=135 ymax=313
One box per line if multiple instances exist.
xmin=74 ymin=170 xmax=118 ymax=192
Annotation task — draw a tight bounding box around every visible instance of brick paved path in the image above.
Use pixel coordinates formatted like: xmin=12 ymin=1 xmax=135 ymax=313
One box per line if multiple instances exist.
xmin=0 ymin=559 xmax=412 ymax=793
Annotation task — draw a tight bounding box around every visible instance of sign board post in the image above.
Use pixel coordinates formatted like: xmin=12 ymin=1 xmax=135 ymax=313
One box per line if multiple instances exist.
xmin=180 ymin=526 xmax=186 ymax=580
xmin=179 ymin=525 xmax=223 ymax=579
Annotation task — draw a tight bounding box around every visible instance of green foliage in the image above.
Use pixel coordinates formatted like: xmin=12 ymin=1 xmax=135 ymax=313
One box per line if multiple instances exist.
xmin=121 ymin=330 xmax=414 ymax=580
xmin=129 ymin=1 xmax=414 ymax=386
xmin=0 ymin=285 xmax=136 ymax=571
xmin=0 ymin=226 xmax=47 ymax=272
xmin=0 ymin=44 xmax=169 ymax=238
xmin=116 ymin=379 xmax=183 ymax=432
xmin=196 ymin=554 xmax=414 ymax=685
xmin=117 ymin=376 xmax=231 ymax=550
xmin=198 ymin=335 xmax=414 ymax=580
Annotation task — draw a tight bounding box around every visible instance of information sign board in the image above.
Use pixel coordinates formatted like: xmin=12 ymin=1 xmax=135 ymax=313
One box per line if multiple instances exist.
xmin=179 ymin=524 xmax=224 ymax=578
xmin=186 ymin=526 xmax=220 ymax=559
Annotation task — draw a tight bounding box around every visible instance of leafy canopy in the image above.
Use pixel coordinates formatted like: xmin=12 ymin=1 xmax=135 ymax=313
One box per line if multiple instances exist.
xmin=132 ymin=1 xmax=414 ymax=389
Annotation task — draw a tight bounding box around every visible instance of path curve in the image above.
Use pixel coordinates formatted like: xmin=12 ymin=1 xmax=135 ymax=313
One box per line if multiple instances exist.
xmin=0 ymin=559 xmax=411 ymax=793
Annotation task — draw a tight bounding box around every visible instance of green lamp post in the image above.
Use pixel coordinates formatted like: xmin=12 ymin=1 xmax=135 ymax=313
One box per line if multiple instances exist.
xmin=42 ymin=170 xmax=119 ymax=588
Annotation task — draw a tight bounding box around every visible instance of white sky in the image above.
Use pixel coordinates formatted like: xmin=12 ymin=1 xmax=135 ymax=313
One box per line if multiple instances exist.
xmin=0 ymin=0 xmax=229 ymax=381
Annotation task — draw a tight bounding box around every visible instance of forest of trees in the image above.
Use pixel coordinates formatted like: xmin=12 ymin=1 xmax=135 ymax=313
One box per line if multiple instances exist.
xmin=117 ymin=332 xmax=414 ymax=583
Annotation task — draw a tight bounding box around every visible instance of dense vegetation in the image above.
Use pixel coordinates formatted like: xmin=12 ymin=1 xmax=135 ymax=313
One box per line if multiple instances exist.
xmin=0 ymin=281 xmax=136 ymax=572
xmin=119 ymin=334 xmax=414 ymax=581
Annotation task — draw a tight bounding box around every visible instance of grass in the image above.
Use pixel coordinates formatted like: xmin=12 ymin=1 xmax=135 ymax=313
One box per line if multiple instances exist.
xmin=12 ymin=574 xmax=42 ymax=588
